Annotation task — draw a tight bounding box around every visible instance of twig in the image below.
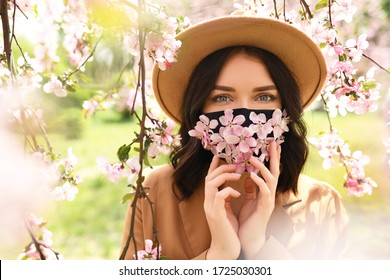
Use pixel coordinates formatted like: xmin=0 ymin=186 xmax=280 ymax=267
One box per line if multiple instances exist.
xmin=1 ymin=0 xmax=13 ymax=71
xmin=120 ymin=0 xmax=146 ymax=260
xmin=31 ymin=108 xmax=54 ymax=153
xmin=320 ymin=93 xmax=334 ymax=131
xmin=11 ymin=0 xmax=29 ymax=19
xmin=273 ymin=0 xmax=279 ymax=19
xmin=328 ymin=0 xmax=333 ymax=28
xmin=114 ymin=59 xmax=134 ymax=85
xmin=24 ymin=217 xmax=46 ymax=260
xmin=63 ymin=37 xmax=102 ymax=82
xmin=362 ymin=53 xmax=390 ymax=75
xmin=12 ymin=34 xmax=29 ymax=64
xmin=300 ymin=0 xmax=313 ymax=19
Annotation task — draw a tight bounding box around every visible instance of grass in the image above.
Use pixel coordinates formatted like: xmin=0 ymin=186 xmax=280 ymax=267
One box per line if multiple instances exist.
xmin=3 ymin=108 xmax=390 ymax=259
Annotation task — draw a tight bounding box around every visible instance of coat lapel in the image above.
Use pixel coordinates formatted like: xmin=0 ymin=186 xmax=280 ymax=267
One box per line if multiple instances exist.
xmin=178 ymin=187 xmax=211 ymax=257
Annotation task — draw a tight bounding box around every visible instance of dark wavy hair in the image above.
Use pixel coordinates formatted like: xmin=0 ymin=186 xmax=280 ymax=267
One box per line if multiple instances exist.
xmin=170 ymin=46 xmax=308 ymax=200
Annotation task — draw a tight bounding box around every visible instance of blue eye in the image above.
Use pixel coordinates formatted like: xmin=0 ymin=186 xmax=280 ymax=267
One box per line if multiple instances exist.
xmin=213 ymin=95 xmax=230 ymax=102
xmin=257 ymin=94 xmax=275 ymax=102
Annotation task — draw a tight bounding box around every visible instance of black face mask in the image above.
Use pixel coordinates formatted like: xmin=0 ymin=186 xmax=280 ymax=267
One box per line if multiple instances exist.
xmin=203 ymin=108 xmax=277 ymax=137
xmin=189 ymin=108 xmax=289 ymax=172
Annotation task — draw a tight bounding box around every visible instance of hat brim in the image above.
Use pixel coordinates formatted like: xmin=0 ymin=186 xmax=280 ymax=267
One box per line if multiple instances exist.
xmin=152 ymin=16 xmax=327 ymax=123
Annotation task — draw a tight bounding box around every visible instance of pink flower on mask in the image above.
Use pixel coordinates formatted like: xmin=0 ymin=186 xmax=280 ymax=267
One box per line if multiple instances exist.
xmin=188 ymin=114 xmax=218 ymax=149
xmin=219 ymin=109 xmax=245 ymax=132
xmin=234 ymin=152 xmax=258 ymax=174
xmin=189 ymin=108 xmax=290 ymax=173
xmin=233 ymin=126 xmax=257 ymax=153
xmin=268 ymin=109 xmax=290 ymax=139
xmin=249 ymin=111 xmax=273 ymax=138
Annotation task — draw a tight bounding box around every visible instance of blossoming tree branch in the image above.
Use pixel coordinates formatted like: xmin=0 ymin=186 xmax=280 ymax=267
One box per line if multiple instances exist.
xmin=0 ymin=0 xmax=389 ymax=260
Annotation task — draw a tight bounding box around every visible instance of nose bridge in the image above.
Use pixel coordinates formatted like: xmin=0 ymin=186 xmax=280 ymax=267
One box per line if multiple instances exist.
xmin=237 ymin=93 xmax=250 ymax=109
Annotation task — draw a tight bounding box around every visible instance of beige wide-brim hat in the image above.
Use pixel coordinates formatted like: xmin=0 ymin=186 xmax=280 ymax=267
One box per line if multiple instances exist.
xmin=152 ymin=16 xmax=327 ymax=123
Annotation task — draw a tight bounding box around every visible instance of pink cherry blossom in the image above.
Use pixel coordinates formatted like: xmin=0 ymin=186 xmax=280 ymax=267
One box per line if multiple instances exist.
xmin=310 ymin=130 xmax=377 ymax=196
xmin=345 ymin=34 xmax=369 ymax=62
xmin=210 ymin=128 xmax=233 ymax=154
xmin=189 ymin=114 xmax=218 ymax=148
xmin=51 ymin=181 xmax=79 ymax=201
xmin=323 ymin=93 xmax=349 ymax=117
xmin=329 ymin=61 xmax=355 ymax=76
xmin=17 ymin=214 xmax=61 ymax=260
xmin=268 ymin=109 xmax=290 ymax=139
xmin=59 ymin=147 xmax=78 ymax=173
xmin=134 ymin=239 xmax=162 ymax=260
xmin=145 ymin=118 xmax=181 ymax=160
xmin=96 ymin=157 xmax=125 ymax=184
xmin=254 ymin=138 xmax=273 ymax=162
xmin=249 ymin=111 xmax=272 ymax=138
xmin=83 ymin=100 xmax=99 ymax=117
xmin=234 ymin=152 xmax=258 ymax=174
xmin=332 ymin=0 xmax=357 ymax=23
xmin=345 ymin=175 xmax=377 ymax=197
xmin=219 ymin=109 xmax=245 ymax=129
xmin=234 ymin=126 xmax=257 ymax=153
xmin=126 ymin=156 xmax=141 ymax=183
xmin=333 ymin=45 xmax=344 ymax=56
xmin=142 ymin=8 xmax=183 ymax=70
xmin=43 ymin=75 xmax=67 ymax=97
xmin=309 ymin=130 xmax=346 ymax=169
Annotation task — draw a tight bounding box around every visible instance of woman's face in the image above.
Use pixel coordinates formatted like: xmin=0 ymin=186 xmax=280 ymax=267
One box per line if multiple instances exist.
xmin=202 ymin=53 xmax=282 ymax=113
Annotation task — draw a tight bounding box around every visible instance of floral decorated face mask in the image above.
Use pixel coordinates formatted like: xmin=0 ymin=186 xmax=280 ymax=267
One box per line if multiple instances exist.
xmin=188 ymin=108 xmax=290 ymax=173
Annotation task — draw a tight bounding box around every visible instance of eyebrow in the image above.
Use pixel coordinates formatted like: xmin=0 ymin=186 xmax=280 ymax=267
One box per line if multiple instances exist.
xmin=213 ymin=85 xmax=277 ymax=92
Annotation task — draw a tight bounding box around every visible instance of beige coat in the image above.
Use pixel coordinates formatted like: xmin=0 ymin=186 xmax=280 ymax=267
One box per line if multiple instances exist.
xmin=121 ymin=164 xmax=349 ymax=260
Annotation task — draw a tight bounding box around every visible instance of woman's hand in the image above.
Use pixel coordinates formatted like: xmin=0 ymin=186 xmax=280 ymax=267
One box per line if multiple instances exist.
xmin=204 ymin=155 xmax=242 ymax=260
xmin=238 ymin=141 xmax=281 ymax=259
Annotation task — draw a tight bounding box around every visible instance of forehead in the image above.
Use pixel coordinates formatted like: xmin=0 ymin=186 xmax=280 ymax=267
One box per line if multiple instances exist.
xmin=216 ymin=52 xmax=274 ymax=85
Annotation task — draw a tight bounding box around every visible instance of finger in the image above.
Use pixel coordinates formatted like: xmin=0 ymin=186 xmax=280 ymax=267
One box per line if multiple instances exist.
xmin=244 ymin=177 xmax=257 ymax=200
xmin=207 ymin=155 xmax=220 ymax=175
xmin=269 ymin=141 xmax=281 ymax=177
xmin=206 ymin=163 xmax=239 ymax=182
xmin=206 ymin=173 xmax=241 ymax=193
xmin=250 ymin=172 xmax=271 ymax=197
xmin=214 ymin=187 xmax=241 ymax=210
xmin=248 ymin=156 xmax=272 ymax=182
xmin=224 ymin=191 xmax=234 ymax=211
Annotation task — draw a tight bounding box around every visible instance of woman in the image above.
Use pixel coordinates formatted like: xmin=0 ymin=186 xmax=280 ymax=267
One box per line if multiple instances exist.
xmin=121 ymin=16 xmax=349 ymax=260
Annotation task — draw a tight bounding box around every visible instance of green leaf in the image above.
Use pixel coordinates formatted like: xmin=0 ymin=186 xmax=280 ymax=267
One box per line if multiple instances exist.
xmin=315 ymin=0 xmax=328 ymax=10
xmin=363 ymin=81 xmax=377 ymax=91
xmin=121 ymin=193 xmax=135 ymax=204
xmin=79 ymin=73 xmax=91 ymax=83
xmin=117 ymin=144 xmax=131 ymax=162
xmin=339 ymin=54 xmax=348 ymax=62
xmin=144 ymin=153 xmax=151 ymax=167
xmin=33 ymin=4 xmax=38 ymax=17
xmin=319 ymin=42 xmax=327 ymax=49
